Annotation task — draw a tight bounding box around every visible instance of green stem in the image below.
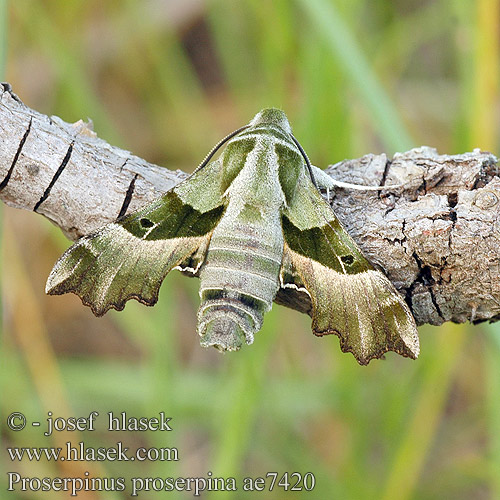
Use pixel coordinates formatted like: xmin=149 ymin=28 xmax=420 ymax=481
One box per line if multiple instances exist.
xmin=0 ymin=0 xmax=7 ymax=79
xmin=296 ymin=0 xmax=414 ymax=152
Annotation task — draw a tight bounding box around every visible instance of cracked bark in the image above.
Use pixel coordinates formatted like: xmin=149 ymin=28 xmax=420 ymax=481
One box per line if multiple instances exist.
xmin=1 ymin=83 xmax=499 ymax=327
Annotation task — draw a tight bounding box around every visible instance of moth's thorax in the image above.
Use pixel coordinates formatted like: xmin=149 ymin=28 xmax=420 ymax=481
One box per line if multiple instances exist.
xmin=222 ymin=127 xmax=305 ymax=209
xmin=226 ymin=137 xmax=283 ymax=210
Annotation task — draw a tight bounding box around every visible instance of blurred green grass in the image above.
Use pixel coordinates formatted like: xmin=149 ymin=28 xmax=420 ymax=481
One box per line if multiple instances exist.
xmin=1 ymin=1 xmax=500 ymax=499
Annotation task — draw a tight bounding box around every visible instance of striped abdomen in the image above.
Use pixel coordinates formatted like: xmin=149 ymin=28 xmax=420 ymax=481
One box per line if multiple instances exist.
xmin=197 ymin=210 xmax=283 ymax=351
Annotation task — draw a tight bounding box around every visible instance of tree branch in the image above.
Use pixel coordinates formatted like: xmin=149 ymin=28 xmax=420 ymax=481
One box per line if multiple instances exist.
xmin=1 ymin=83 xmax=499 ymax=327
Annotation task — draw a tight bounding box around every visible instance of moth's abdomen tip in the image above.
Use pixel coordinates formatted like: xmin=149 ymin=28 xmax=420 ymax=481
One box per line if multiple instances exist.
xmin=199 ymin=317 xmax=248 ymax=352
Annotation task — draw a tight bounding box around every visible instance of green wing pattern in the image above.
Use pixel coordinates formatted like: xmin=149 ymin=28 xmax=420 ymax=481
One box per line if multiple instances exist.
xmin=280 ymin=172 xmax=419 ymax=365
xmin=46 ymin=160 xmax=226 ymax=316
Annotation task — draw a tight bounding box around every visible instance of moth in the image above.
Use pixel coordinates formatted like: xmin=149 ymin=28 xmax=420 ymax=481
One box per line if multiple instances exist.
xmin=46 ymin=108 xmax=419 ymax=365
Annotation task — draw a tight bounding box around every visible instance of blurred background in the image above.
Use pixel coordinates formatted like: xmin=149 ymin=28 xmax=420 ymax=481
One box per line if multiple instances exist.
xmin=1 ymin=1 xmax=500 ymax=499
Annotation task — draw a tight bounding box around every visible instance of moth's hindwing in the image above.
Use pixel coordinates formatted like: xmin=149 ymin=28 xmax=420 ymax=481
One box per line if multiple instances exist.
xmin=279 ymin=172 xmax=419 ymax=365
xmin=46 ymin=159 xmax=226 ymax=315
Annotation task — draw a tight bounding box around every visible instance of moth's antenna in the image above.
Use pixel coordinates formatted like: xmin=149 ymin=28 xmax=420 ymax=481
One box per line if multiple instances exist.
xmin=192 ymin=125 xmax=250 ymax=174
xmin=291 ymin=134 xmax=318 ymax=189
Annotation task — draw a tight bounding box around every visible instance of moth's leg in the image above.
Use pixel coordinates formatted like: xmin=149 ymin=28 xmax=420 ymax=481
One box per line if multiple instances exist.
xmin=311 ymin=165 xmax=405 ymax=191
xmin=311 ymin=165 xmax=336 ymax=190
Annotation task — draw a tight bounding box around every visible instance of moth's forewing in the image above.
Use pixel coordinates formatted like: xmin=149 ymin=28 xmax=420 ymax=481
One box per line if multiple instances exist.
xmin=46 ymin=159 xmax=226 ymax=315
xmin=279 ymin=172 xmax=419 ymax=365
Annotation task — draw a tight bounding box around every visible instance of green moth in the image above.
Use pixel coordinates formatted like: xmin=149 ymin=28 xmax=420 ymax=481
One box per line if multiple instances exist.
xmin=46 ymin=109 xmax=419 ymax=365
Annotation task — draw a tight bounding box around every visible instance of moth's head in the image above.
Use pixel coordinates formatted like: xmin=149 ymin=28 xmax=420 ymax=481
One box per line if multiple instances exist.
xmin=250 ymin=108 xmax=292 ymax=134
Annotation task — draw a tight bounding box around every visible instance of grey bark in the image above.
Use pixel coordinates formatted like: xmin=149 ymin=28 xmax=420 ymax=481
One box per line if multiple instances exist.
xmin=1 ymin=82 xmax=499 ymax=327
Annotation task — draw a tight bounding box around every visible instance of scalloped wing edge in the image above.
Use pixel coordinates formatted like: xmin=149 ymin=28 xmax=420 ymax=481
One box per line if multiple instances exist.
xmin=284 ymin=244 xmax=419 ymax=365
xmin=46 ymin=223 xmax=208 ymax=316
